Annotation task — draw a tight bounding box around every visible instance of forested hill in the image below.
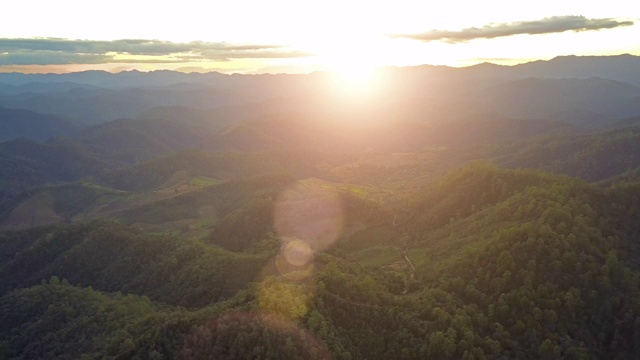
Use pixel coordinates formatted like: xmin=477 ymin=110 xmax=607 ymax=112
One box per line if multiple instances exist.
xmin=2 ymin=164 xmax=640 ymax=359
xmin=490 ymin=126 xmax=640 ymax=182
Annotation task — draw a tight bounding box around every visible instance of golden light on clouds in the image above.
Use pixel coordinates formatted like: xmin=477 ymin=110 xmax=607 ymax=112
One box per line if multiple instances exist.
xmin=2 ymin=1 xmax=636 ymax=72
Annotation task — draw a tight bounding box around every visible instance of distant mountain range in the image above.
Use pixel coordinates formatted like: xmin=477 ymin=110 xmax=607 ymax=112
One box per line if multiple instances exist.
xmin=0 ymin=54 xmax=638 ymax=127
xmin=2 ymin=53 xmax=640 ymax=208
xmin=2 ymin=54 xmax=639 ymax=87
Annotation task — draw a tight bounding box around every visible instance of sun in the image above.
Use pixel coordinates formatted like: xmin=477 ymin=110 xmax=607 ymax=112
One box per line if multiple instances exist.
xmin=327 ymin=60 xmax=381 ymax=98
xmin=311 ymin=33 xmax=388 ymax=97
xmin=336 ymin=62 xmax=377 ymax=89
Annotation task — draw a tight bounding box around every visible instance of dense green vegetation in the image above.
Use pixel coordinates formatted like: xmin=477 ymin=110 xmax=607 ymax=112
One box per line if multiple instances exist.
xmin=0 ymin=279 xmax=197 ymax=359
xmin=2 ymin=162 xmax=640 ymax=359
xmin=494 ymin=127 xmax=640 ymax=181
xmin=0 ymin=221 xmax=271 ymax=308
xmin=0 ymin=138 xmax=110 ymax=207
xmin=2 ymin=61 xmax=640 ymax=358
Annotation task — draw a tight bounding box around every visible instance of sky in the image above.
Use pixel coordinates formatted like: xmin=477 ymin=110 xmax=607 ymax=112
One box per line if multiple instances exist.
xmin=0 ymin=0 xmax=638 ymax=74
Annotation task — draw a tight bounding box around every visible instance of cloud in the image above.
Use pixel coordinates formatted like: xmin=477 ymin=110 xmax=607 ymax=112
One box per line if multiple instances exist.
xmin=392 ymin=15 xmax=634 ymax=43
xmin=0 ymin=38 xmax=310 ymax=65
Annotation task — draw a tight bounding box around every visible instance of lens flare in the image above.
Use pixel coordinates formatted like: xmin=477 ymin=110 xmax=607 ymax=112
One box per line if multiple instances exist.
xmin=274 ymin=182 xmax=344 ymax=253
xmin=283 ymin=238 xmax=314 ymax=267
xmin=253 ymin=181 xmax=343 ymax=324
xmin=275 ymin=248 xmax=315 ymax=282
xmin=257 ymin=275 xmax=314 ymax=321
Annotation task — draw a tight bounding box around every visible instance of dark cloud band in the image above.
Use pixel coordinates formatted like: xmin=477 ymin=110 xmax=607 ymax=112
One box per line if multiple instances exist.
xmin=392 ymin=15 xmax=634 ymax=43
xmin=0 ymin=38 xmax=310 ymax=65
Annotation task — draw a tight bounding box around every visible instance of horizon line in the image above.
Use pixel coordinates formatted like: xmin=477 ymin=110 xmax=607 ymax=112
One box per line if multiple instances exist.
xmin=0 ymin=53 xmax=636 ymax=76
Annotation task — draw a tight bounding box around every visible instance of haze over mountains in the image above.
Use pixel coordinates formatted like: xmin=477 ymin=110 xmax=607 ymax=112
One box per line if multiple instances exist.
xmin=2 ymin=54 xmax=640 ymax=359
xmin=0 ymin=54 xmax=639 ymax=126
xmin=0 ymin=55 xmax=638 ymax=199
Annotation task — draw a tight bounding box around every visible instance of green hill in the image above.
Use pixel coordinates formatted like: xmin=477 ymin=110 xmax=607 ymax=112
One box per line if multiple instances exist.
xmin=491 ymin=127 xmax=640 ymax=182
xmin=0 ymin=138 xmax=112 ymax=206
xmin=0 ymin=279 xmax=197 ymax=359
xmin=0 ymin=221 xmax=271 ymax=308
xmin=0 ymin=181 xmax=120 ymax=229
xmin=2 ymin=165 xmax=640 ymax=359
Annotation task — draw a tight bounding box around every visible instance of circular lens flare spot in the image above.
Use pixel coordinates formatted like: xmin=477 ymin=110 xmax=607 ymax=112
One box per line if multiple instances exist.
xmin=275 ymin=245 xmax=315 ymax=281
xmin=284 ymin=238 xmax=313 ymax=267
xmin=274 ymin=182 xmax=344 ymax=252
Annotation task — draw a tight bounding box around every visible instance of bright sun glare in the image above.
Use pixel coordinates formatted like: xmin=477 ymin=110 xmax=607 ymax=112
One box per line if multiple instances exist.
xmin=328 ymin=61 xmax=381 ymax=98
xmin=336 ymin=63 xmax=377 ymax=88
xmin=316 ymin=35 xmax=385 ymax=97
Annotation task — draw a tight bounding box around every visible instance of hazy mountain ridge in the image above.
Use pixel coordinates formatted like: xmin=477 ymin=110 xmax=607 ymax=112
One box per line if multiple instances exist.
xmin=1 ymin=54 xmax=638 ymax=87
xmin=1 ymin=54 xmax=640 ymax=129
xmin=0 ymin=106 xmax=79 ymax=142
xmin=466 ymin=77 xmax=640 ymax=123
xmin=0 ymin=86 xmax=248 ymax=124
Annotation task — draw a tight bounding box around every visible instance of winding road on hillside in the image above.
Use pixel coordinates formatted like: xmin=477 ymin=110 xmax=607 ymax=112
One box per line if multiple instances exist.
xmin=403 ymin=249 xmax=416 ymax=279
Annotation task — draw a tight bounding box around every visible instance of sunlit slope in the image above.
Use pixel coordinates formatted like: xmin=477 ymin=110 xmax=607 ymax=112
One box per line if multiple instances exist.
xmin=196 ymin=88 xmax=578 ymax=154
xmin=72 ymin=117 xmax=217 ymax=164
xmin=4 ymin=124 xmax=640 ymax=235
xmin=113 ymin=173 xmax=293 ymax=242
xmin=101 ymin=149 xmax=330 ymax=192
xmin=0 ymin=181 xmax=122 ymax=229
xmin=2 ymin=83 xmax=635 ymax=211
xmin=0 ymin=150 xmax=352 ymax=233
